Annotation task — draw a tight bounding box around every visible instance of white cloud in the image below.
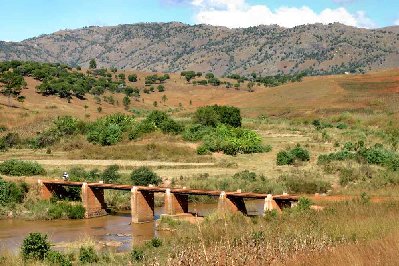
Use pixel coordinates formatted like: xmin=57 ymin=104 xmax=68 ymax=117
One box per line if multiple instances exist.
xmin=395 ymin=18 xmax=399 ymax=25
xmin=191 ymin=0 xmax=375 ymax=28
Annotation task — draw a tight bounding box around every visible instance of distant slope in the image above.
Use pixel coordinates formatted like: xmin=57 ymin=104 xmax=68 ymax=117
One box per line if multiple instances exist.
xmin=1 ymin=22 xmax=399 ymax=76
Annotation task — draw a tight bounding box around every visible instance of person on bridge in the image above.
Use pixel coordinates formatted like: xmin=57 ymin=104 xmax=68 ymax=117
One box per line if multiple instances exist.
xmin=62 ymin=171 xmax=69 ymax=181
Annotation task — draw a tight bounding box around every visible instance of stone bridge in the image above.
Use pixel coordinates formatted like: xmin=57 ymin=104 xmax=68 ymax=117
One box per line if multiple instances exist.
xmin=38 ymin=179 xmax=298 ymax=223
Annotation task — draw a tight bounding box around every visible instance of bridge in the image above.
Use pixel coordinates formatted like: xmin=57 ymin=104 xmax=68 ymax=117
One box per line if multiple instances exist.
xmin=38 ymin=179 xmax=299 ymax=223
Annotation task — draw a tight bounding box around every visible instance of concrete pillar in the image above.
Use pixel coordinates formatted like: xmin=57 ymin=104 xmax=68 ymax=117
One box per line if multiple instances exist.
xmin=81 ymin=183 xmax=107 ymax=218
xmin=38 ymin=179 xmax=53 ymax=200
xmin=131 ymin=187 xmax=154 ymax=223
xmin=217 ymin=191 xmax=247 ymax=215
xmin=164 ymin=189 xmax=189 ymax=215
xmin=263 ymin=194 xmax=281 ymax=214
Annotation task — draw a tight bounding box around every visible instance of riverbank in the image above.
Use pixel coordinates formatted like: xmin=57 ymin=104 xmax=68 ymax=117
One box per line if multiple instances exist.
xmin=2 ymin=199 xmax=399 ymax=265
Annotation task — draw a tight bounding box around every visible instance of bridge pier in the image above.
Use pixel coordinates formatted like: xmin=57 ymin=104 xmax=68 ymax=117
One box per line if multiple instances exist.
xmin=38 ymin=179 xmax=69 ymax=200
xmin=131 ymin=187 xmax=154 ymax=223
xmin=164 ymin=189 xmax=189 ymax=215
xmin=218 ymin=191 xmax=247 ymax=215
xmin=81 ymin=182 xmax=107 ymax=218
xmin=263 ymin=194 xmax=282 ymax=214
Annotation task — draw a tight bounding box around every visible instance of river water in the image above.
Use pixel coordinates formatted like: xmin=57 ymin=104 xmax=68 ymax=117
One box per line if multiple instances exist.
xmin=0 ymin=200 xmax=265 ymax=253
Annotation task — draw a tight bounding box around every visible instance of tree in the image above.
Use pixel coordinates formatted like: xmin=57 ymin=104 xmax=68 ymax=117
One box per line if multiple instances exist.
xmin=161 ymin=94 xmax=168 ymax=104
xmin=205 ymin=72 xmax=215 ymax=79
xmin=0 ymin=71 xmax=27 ymax=106
xmin=89 ymin=59 xmax=97 ymax=69
xmin=130 ymin=166 xmax=162 ymax=186
xmin=123 ymin=96 xmax=131 ymax=109
xmin=128 ymin=74 xmax=137 ymax=82
xmin=247 ymin=82 xmax=255 ymax=92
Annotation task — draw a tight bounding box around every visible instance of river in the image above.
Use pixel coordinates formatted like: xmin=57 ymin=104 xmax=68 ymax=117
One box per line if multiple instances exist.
xmin=0 ymin=200 xmax=265 ymax=253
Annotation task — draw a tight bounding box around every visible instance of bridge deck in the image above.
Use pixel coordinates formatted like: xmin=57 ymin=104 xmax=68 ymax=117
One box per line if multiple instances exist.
xmin=41 ymin=180 xmax=298 ymax=200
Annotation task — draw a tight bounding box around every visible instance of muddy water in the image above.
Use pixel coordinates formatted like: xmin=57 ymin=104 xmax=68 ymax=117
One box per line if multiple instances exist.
xmin=0 ymin=200 xmax=265 ymax=253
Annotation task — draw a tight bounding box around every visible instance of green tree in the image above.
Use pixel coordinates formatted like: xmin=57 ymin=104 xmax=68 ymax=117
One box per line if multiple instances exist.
xmin=128 ymin=74 xmax=137 ymax=82
xmin=123 ymin=96 xmax=131 ymax=109
xmin=89 ymin=59 xmax=97 ymax=69
xmin=0 ymin=71 xmax=27 ymax=105
xmin=130 ymin=166 xmax=162 ymax=186
xmin=161 ymin=94 xmax=168 ymax=104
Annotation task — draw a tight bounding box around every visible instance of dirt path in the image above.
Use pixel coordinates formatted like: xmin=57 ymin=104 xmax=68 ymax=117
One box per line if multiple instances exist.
xmin=0 ymin=159 xmax=216 ymax=168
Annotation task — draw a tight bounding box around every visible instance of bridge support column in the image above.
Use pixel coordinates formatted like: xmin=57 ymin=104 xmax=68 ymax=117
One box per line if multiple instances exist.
xmin=164 ymin=189 xmax=188 ymax=215
xmin=218 ymin=191 xmax=247 ymax=215
xmin=81 ymin=183 xmax=107 ymax=218
xmin=263 ymin=194 xmax=281 ymax=214
xmin=38 ymin=179 xmax=53 ymax=200
xmin=131 ymin=187 xmax=154 ymax=223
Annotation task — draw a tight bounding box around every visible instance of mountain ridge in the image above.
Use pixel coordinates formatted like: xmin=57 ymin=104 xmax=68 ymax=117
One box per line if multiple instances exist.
xmin=1 ymin=22 xmax=399 ymax=75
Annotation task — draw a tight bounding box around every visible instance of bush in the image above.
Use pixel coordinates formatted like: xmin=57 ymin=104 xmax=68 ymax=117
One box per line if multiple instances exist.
xmin=198 ymin=124 xmax=265 ymax=156
xmin=233 ymin=170 xmax=257 ymax=181
xmin=128 ymin=120 xmax=156 ymax=140
xmin=0 ymin=159 xmax=45 ymax=176
xmin=67 ymin=204 xmax=85 ymax=219
xmin=130 ymin=166 xmax=162 ymax=186
xmin=21 ymin=233 xmax=51 ymax=261
xmin=194 ymin=105 xmax=242 ymax=128
xmin=276 ymin=151 xmax=294 ymax=165
xmin=101 ymin=165 xmax=120 ymax=184
xmin=296 ymin=197 xmax=313 ymax=211
xmin=86 ymin=113 xmax=135 ymax=146
xmin=0 ymin=177 xmax=26 ymax=205
xmin=79 ymin=246 xmax=98 ymax=264
xmin=45 ymin=250 xmax=72 ymax=266
xmin=182 ymin=124 xmax=213 ymax=141
xmin=53 ymin=116 xmax=83 ymax=136
xmin=131 ymin=247 xmax=145 ymax=262
xmin=159 ymin=118 xmax=183 ymax=134
xmin=279 ymin=175 xmax=331 ymax=194
xmin=276 ymin=145 xmax=310 ymax=165
xmin=148 ymin=237 xmax=162 ymax=248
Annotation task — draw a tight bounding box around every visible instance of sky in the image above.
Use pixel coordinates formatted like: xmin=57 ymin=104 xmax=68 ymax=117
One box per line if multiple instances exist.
xmin=0 ymin=0 xmax=398 ymax=41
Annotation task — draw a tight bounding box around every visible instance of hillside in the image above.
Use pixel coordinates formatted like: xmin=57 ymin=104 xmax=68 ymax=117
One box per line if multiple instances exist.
xmin=1 ymin=65 xmax=399 ymax=136
xmin=1 ymin=22 xmax=399 ymax=76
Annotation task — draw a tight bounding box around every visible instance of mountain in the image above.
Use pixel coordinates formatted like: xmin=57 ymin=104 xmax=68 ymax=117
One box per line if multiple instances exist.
xmin=1 ymin=22 xmax=399 ymax=76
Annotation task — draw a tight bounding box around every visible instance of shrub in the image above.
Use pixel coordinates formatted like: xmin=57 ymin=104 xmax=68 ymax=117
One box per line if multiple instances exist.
xmin=182 ymin=124 xmax=213 ymax=141
xmin=128 ymin=120 xmax=156 ymax=140
xmin=159 ymin=119 xmax=183 ymax=134
xmin=198 ymin=125 xmax=265 ymax=156
xmin=130 ymin=167 xmax=162 ymax=186
xmin=276 ymin=145 xmax=310 ymax=165
xmin=276 ymin=151 xmax=294 ymax=165
xmin=233 ymin=170 xmax=257 ymax=181
xmin=101 ymin=165 xmax=120 ymax=184
xmin=2 ymin=132 xmax=20 ymax=148
xmin=45 ymin=250 xmax=72 ymax=266
xmin=0 ymin=177 xmax=26 ymax=205
xmin=279 ymin=175 xmax=331 ymax=194
xmin=87 ymin=123 xmax=122 ymax=146
xmin=21 ymin=233 xmax=51 ymax=261
xmin=296 ymin=197 xmax=313 ymax=211
xmin=148 ymin=237 xmax=162 ymax=248
xmin=0 ymin=159 xmax=45 ymax=176
xmin=131 ymin=248 xmax=144 ymax=262
xmin=79 ymin=246 xmax=98 ymax=264
xmin=194 ymin=105 xmax=242 ymax=128
xmin=290 ymin=145 xmax=310 ymax=162
xmin=53 ymin=116 xmax=82 ymax=136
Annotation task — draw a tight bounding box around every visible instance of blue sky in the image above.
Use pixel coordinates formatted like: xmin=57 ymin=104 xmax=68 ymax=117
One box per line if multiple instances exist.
xmin=0 ymin=0 xmax=398 ymax=41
